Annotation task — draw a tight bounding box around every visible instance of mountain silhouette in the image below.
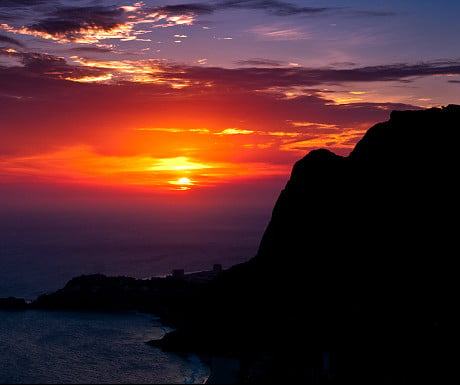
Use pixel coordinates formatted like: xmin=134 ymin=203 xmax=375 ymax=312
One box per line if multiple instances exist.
xmin=157 ymin=104 xmax=459 ymax=383
xmin=11 ymin=105 xmax=459 ymax=384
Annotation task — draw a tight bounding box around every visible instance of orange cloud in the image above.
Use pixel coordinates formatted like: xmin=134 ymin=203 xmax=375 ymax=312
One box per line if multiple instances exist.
xmin=216 ymin=128 xmax=255 ymax=135
xmin=147 ymin=12 xmax=196 ymax=27
xmin=65 ymin=74 xmax=113 ymax=83
xmin=0 ymin=22 xmax=143 ymax=44
xmin=134 ymin=127 xmax=211 ymax=133
xmin=280 ymin=128 xmax=366 ymax=152
xmin=0 ymin=146 xmax=288 ymax=190
xmin=68 ymin=56 xmax=196 ymax=87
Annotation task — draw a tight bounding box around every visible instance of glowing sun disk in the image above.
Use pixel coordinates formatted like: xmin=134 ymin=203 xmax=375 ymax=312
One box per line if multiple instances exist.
xmin=177 ymin=177 xmax=191 ymax=185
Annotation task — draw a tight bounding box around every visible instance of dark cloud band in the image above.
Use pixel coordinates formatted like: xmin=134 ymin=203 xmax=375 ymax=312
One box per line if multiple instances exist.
xmin=28 ymin=6 xmax=125 ymax=37
xmin=0 ymin=33 xmax=25 ymax=47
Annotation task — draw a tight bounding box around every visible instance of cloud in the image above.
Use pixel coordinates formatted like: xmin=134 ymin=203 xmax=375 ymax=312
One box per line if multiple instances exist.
xmin=24 ymin=5 xmax=127 ymax=39
xmin=216 ymin=128 xmax=255 ymax=135
xmin=140 ymin=0 xmax=393 ymax=21
xmin=0 ymin=1 xmax=48 ymax=22
xmin=1 ymin=3 xmax=214 ymax=41
xmin=248 ymin=25 xmax=309 ymax=40
xmin=0 ymin=51 xmax=445 ymax=163
xmin=219 ymin=1 xmax=397 ymax=18
xmin=141 ymin=0 xmax=333 ymax=19
xmin=0 ymin=4 xmax=151 ymax=44
xmin=30 ymin=6 xmax=123 ymax=34
xmin=4 ymin=47 xmax=460 ymax=91
xmin=218 ymin=0 xmax=332 ymax=16
xmin=0 ymin=0 xmax=398 ymax=47
xmin=0 ymin=33 xmax=25 ymax=47
xmin=165 ymin=61 xmax=460 ymax=90
xmin=153 ymin=4 xmax=215 ymax=16
xmin=236 ymin=58 xmax=286 ymax=67
xmin=68 ymin=46 xmax=115 ymax=54
xmin=0 ymin=49 xmax=109 ymax=81
xmin=0 ymin=0 xmax=48 ymax=7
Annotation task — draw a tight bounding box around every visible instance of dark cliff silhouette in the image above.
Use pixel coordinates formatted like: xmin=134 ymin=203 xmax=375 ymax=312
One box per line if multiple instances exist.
xmin=158 ymin=104 xmax=460 ymax=383
xmin=3 ymin=105 xmax=458 ymax=384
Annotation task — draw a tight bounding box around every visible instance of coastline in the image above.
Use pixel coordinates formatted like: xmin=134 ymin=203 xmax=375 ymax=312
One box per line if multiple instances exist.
xmin=203 ymin=356 xmax=241 ymax=384
xmin=0 ymin=269 xmax=222 ymax=385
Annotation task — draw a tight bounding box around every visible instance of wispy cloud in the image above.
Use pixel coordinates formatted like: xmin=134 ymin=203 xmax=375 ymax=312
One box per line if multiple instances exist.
xmin=218 ymin=0 xmax=333 ymax=16
xmin=134 ymin=127 xmax=211 ymax=133
xmin=0 ymin=33 xmax=25 ymax=47
xmin=1 ymin=48 xmax=450 ymax=162
xmin=0 ymin=48 xmax=109 ymax=80
xmin=0 ymin=0 xmax=48 ymax=7
xmin=248 ymin=24 xmax=309 ymax=40
xmin=150 ymin=3 xmax=215 ymax=17
xmin=139 ymin=0 xmax=394 ymax=19
xmin=169 ymin=60 xmax=460 ymax=90
xmin=216 ymin=128 xmax=255 ymax=135
xmin=236 ymin=58 xmax=286 ymax=67
xmin=3 ymin=46 xmax=460 ymax=90
xmin=0 ymin=0 xmax=398 ymax=47
xmin=0 ymin=2 xmax=216 ymax=44
xmin=68 ymin=46 xmax=115 ymax=54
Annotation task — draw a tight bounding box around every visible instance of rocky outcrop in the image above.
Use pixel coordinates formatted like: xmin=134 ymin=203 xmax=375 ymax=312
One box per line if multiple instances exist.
xmin=157 ymin=105 xmax=460 ymax=383
xmin=30 ymin=273 xmax=211 ymax=330
xmin=17 ymin=105 xmax=460 ymax=384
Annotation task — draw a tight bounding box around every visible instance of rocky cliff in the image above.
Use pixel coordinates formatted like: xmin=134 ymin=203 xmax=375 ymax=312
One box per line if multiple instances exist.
xmin=5 ymin=105 xmax=458 ymax=384
xmin=162 ymin=105 xmax=460 ymax=383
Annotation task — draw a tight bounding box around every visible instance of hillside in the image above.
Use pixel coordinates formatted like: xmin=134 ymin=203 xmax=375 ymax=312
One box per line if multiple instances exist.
xmin=6 ymin=105 xmax=458 ymax=384
xmin=162 ymin=104 xmax=460 ymax=383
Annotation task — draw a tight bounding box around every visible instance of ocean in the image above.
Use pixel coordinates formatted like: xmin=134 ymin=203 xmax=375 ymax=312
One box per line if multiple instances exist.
xmin=0 ymin=310 xmax=209 ymax=384
xmin=0 ymin=203 xmax=271 ymax=383
xmin=0 ymin=205 xmax=270 ymax=299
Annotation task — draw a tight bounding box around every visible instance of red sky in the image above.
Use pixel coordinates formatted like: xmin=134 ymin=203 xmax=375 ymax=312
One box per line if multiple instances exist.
xmin=1 ymin=0 xmax=459 ymax=208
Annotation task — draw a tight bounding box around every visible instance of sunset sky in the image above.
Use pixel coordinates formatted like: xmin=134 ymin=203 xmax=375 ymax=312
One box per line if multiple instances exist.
xmin=1 ymin=0 xmax=459 ymax=208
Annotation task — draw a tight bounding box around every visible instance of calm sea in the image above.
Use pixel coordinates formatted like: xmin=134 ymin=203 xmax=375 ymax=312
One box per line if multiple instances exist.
xmin=0 ymin=205 xmax=270 ymax=299
xmin=0 ymin=310 xmax=209 ymax=384
xmin=0 ymin=204 xmax=271 ymax=383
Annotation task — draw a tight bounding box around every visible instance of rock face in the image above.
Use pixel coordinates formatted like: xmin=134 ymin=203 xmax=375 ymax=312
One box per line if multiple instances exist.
xmin=159 ymin=105 xmax=459 ymax=383
xmin=254 ymin=105 xmax=459 ymax=301
xmin=26 ymin=105 xmax=460 ymax=384
xmin=236 ymin=104 xmax=459 ymax=383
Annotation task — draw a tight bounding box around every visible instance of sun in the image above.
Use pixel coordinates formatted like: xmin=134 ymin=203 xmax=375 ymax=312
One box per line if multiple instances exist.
xmin=177 ymin=177 xmax=191 ymax=185
xmin=169 ymin=176 xmax=194 ymax=190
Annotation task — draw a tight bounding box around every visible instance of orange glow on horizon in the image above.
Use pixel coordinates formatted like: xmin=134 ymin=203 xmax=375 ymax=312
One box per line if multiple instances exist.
xmin=0 ymin=145 xmax=290 ymax=190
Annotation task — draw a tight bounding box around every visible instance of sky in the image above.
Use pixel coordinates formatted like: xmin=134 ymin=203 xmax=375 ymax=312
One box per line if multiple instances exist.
xmin=1 ymin=0 xmax=459 ymax=210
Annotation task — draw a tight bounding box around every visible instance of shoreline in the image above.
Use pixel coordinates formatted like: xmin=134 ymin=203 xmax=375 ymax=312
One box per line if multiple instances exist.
xmin=1 ymin=270 xmax=239 ymax=384
xmin=202 ymin=356 xmax=241 ymax=384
